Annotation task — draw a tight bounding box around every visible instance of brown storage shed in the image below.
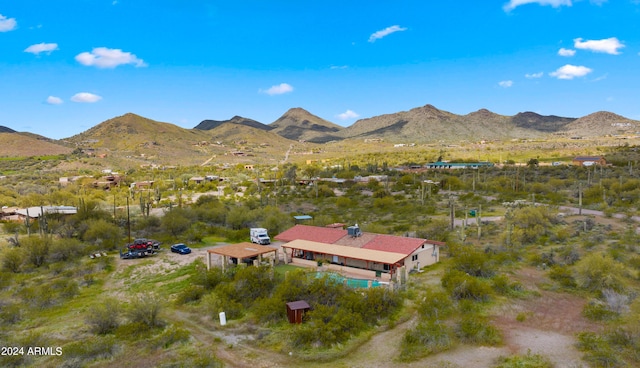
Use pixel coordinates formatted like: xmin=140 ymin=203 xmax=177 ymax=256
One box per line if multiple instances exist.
xmin=286 ymin=300 xmax=310 ymax=324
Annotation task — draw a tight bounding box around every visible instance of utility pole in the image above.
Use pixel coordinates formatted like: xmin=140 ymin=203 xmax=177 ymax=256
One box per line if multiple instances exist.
xmin=449 ymin=196 xmax=455 ymax=231
xmin=126 ymin=196 xmax=131 ymax=243
xmin=578 ymin=182 xmax=583 ymax=216
xmin=477 ymin=205 xmax=482 ymax=240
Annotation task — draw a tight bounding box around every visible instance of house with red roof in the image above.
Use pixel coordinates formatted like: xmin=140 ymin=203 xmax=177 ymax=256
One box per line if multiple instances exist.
xmin=275 ymin=224 xmax=442 ymax=281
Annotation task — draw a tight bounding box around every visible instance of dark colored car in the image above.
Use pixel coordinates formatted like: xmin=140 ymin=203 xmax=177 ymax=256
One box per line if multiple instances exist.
xmin=170 ymin=243 xmax=191 ymax=254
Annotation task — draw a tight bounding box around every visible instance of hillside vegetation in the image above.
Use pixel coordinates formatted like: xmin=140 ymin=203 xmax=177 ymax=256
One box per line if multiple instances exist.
xmin=1 ymin=141 xmax=640 ymax=367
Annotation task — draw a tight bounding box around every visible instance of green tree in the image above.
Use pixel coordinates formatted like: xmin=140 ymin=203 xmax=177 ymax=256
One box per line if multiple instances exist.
xmin=83 ymin=219 xmax=123 ymax=250
xmin=22 ymin=236 xmax=50 ymax=268
xmin=161 ymin=207 xmax=194 ymax=236
xmin=1 ymin=247 xmax=23 ymax=273
xmin=126 ymin=292 xmax=163 ymax=328
xmin=86 ymin=299 xmax=121 ymax=335
xmin=574 ymin=253 xmax=626 ymax=293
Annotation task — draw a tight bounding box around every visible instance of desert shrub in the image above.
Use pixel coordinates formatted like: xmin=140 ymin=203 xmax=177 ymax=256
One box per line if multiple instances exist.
xmin=252 ymin=297 xmax=285 ymax=324
xmin=86 ymin=299 xmax=121 ymax=335
xmin=115 ymin=321 xmax=154 ymax=340
xmin=126 ymin=292 xmax=164 ymax=328
xmin=509 ymin=206 xmax=556 ymax=245
xmin=165 ymin=348 xmax=224 ymax=368
xmin=583 ymin=301 xmax=620 ymax=321
xmin=349 ymin=286 xmax=403 ymax=323
xmin=557 ymin=245 xmax=580 ymax=265
xmin=30 ymin=284 xmax=57 ymax=309
xmin=175 ymin=285 xmax=207 ymax=305
xmin=51 ymin=278 xmax=79 ymax=299
xmin=574 ymin=253 xmax=626 ymax=293
xmin=230 ymin=265 xmax=277 ymax=306
xmin=601 ymin=288 xmax=632 ymax=314
xmin=22 ymin=236 xmax=50 ymax=268
xmin=63 ymin=335 xmax=119 ymax=365
xmin=149 ymin=325 xmax=190 ymax=349
xmin=1 ymin=248 xmax=23 ymax=273
xmin=627 ymin=255 xmax=640 ymax=270
xmin=192 ymin=261 xmax=227 ymax=290
xmin=450 ymin=245 xmax=497 ymax=278
xmin=456 ymin=316 xmax=502 ymax=345
xmin=548 ymin=265 xmax=577 ymax=288
xmin=82 ymin=219 xmax=123 ymax=250
xmin=494 ymin=350 xmax=553 ymax=368
xmin=289 ymin=304 xmax=365 ymax=348
xmin=442 ymin=269 xmax=493 ymax=302
xmin=417 ymin=289 xmax=454 ymax=320
xmin=576 ymin=332 xmax=625 ymax=368
xmin=48 ymin=238 xmax=84 ymax=262
xmin=491 ymin=274 xmax=524 ymax=296
xmin=401 ymin=320 xmax=454 ymax=361
xmin=203 ymin=291 xmax=244 ymax=320
xmin=0 ymin=302 xmax=22 ymax=325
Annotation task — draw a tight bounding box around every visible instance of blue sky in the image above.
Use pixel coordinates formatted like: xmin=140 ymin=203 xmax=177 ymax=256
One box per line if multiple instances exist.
xmin=1 ymin=0 xmax=640 ymax=139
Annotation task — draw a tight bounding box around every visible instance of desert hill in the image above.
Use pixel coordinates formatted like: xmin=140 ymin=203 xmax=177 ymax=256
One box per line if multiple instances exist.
xmin=3 ymin=104 xmax=639 ymax=161
xmin=336 ymin=104 xmax=545 ymax=142
xmin=564 ymin=111 xmax=638 ymax=137
xmin=194 ymin=116 xmax=271 ymax=132
xmin=0 ymin=124 xmax=71 ymax=157
xmin=511 ymin=112 xmax=576 ymax=133
xmin=269 ymin=108 xmax=343 ymax=143
xmin=0 ymin=132 xmax=72 ymax=157
xmin=64 ymin=113 xmax=301 ymax=166
xmin=0 ymin=125 xmax=16 ymax=134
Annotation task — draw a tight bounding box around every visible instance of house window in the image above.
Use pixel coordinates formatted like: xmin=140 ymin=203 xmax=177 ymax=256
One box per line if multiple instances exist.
xmin=383 ymin=264 xmax=390 ymax=271
xmin=411 ymin=254 xmax=418 ymax=261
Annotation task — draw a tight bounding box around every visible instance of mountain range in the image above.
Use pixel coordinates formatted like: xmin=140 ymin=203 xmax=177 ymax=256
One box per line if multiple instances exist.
xmin=0 ymin=104 xmax=638 ymax=163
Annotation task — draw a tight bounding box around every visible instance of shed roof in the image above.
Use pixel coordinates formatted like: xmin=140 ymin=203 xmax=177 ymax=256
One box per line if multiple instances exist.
xmin=573 ymin=156 xmax=605 ymax=161
xmin=283 ymin=239 xmax=407 ymax=265
xmin=15 ymin=206 xmax=78 ymax=218
xmin=361 ymin=234 xmax=427 ymax=255
xmin=207 ymin=242 xmax=276 ymax=259
xmin=275 ymin=224 xmax=348 ymax=244
xmin=286 ymin=300 xmax=310 ymax=310
xmin=293 ymin=215 xmax=313 ymax=220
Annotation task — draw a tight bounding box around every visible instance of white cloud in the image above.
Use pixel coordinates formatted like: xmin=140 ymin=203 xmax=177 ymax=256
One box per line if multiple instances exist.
xmin=498 ymin=80 xmax=514 ymax=88
xmin=368 ymin=25 xmax=407 ymax=43
xmin=71 ymin=92 xmax=102 ymax=103
xmin=558 ymin=48 xmax=576 ymax=57
xmin=549 ymin=64 xmax=592 ymax=79
xmin=330 ymin=65 xmax=348 ymax=70
xmin=337 ymin=110 xmax=360 ymax=120
xmin=525 ymin=72 xmax=544 ymax=79
xmin=46 ymin=96 xmax=63 ymax=105
xmin=75 ymin=47 xmax=147 ymax=68
xmin=25 ymin=43 xmax=59 ymax=55
xmin=504 ymin=0 xmax=571 ymax=11
xmin=574 ymin=37 xmax=624 ymax=55
xmin=0 ymin=13 xmax=17 ymax=32
xmin=261 ymin=83 xmax=293 ymax=96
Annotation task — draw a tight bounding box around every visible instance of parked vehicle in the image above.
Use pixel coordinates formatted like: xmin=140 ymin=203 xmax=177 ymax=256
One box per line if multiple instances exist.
xmin=170 ymin=243 xmax=191 ymax=254
xmin=250 ymin=228 xmax=271 ymax=245
xmin=120 ymin=238 xmax=161 ymax=259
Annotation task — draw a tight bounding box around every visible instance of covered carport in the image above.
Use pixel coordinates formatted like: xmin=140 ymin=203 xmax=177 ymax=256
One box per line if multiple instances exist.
xmin=206 ymin=242 xmax=278 ymax=271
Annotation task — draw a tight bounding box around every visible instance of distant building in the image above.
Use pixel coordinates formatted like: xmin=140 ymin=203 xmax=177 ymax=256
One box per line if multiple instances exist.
xmin=4 ymin=206 xmax=78 ymax=222
xmin=426 ymin=161 xmax=494 ymax=169
xmin=572 ymin=156 xmax=607 ymax=167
